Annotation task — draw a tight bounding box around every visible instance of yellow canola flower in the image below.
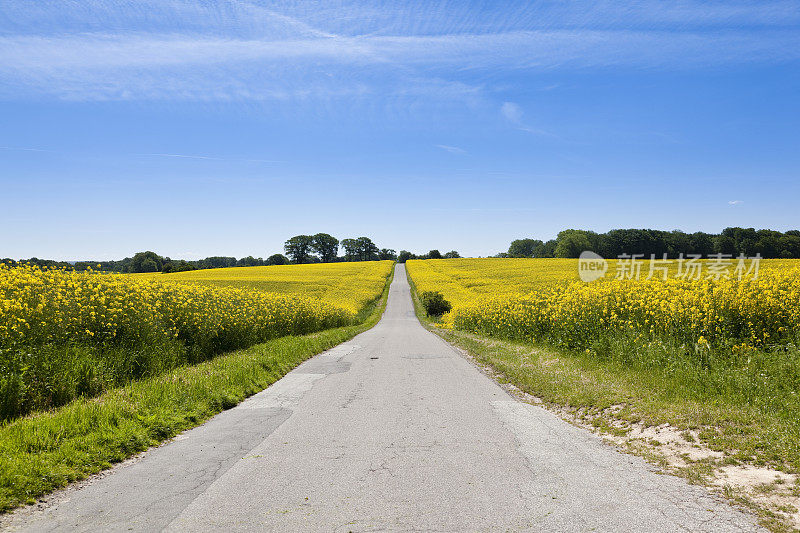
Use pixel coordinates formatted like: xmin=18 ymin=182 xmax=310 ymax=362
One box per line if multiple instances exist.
xmin=133 ymin=261 xmax=393 ymax=315
xmin=0 ymin=261 xmax=393 ymax=350
xmin=406 ymin=258 xmax=800 ymax=350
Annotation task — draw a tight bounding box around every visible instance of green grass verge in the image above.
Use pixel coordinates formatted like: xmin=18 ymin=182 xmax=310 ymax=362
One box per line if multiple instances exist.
xmin=0 ymin=266 xmax=394 ymax=514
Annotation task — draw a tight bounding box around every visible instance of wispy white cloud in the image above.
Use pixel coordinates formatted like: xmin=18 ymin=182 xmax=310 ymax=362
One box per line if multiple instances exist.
xmin=2 ymin=147 xmax=283 ymax=163
xmin=1 ymin=145 xmax=56 ymax=152
xmin=435 ymin=144 xmax=466 ymax=154
xmin=141 ymin=153 xmax=281 ymax=163
xmin=500 ymin=102 xmax=560 ymax=138
xmin=501 ymin=102 xmax=523 ymax=123
xmin=0 ymin=1 xmax=798 ymax=102
xmin=729 ymin=200 xmax=744 ymax=206
xmin=4 ymin=0 xmax=798 ymax=36
xmin=3 ymin=29 xmax=799 ymax=73
xmin=144 ymin=153 xmax=223 ymax=160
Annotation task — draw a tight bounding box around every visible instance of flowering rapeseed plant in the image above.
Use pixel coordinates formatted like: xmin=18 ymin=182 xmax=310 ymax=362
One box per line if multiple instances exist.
xmin=407 ymin=258 xmax=800 ymax=350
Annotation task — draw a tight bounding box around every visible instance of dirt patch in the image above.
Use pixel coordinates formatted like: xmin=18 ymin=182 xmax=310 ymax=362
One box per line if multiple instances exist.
xmin=713 ymin=467 xmax=800 ymax=530
xmin=619 ymin=423 xmax=723 ymax=461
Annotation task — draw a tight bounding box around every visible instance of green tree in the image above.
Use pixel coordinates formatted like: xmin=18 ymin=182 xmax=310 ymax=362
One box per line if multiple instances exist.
xmin=355 ymin=237 xmax=379 ymax=261
xmin=284 ymin=235 xmax=314 ymax=264
xmin=237 ymin=256 xmax=262 ymax=267
xmin=397 ymin=250 xmax=415 ymax=263
xmin=756 ymin=229 xmax=782 ymax=258
xmin=508 ymin=239 xmax=543 ymax=258
xmin=311 ymin=233 xmax=339 ymax=263
xmin=713 ymin=235 xmax=737 ymax=256
xmin=689 ymin=232 xmax=714 ymax=256
xmin=162 ymin=259 xmax=196 ymax=273
xmin=554 ymin=230 xmax=595 ymax=258
xmin=202 ymin=256 xmax=237 ymax=269
xmin=266 ymin=253 xmax=289 ymax=266
xmin=443 ymin=250 xmax=461 ymax=258
xmin=427 ymin=249 xmax=443 ymax=259
xmin=665 ymin=230 xmax=691 ymax=257
xmin=378 ymin=248 xmax=397 ymax=260
xmin=539 ymin=240 xmax=557 ymax=257
xmin=341 ymin=239 xmax=359 ymax=261
xmin=140 ymin=258 xmax=158 ymax=272
xmin=780 ymin=235 xmax=800 ymax=258
xmin=129 ymin=251 xmax=165 ymax=273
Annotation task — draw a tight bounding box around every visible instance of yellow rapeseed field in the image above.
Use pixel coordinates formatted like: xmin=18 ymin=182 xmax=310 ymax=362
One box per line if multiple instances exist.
xmin=0 ymin=264 xmax=357 ymax=351
xmin=407 ymin=258 xmax=581 ymax=311
xmin=137 ymin=261 xmax=395 ymax=315
xmin=406 ymin=258 xmax=800 ymax=349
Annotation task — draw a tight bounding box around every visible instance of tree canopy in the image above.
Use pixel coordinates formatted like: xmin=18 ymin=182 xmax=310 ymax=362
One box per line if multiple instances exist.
xmin=506 ymin=227 xmax=800 ymax=259
xmin=284 ymin=235 xmax=314 ymax=264
xmin=311 ymin=233 xmax=339 ymax=263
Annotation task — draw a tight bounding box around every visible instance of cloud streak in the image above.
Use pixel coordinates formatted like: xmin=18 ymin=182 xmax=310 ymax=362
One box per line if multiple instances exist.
xmin=500 ymin=102 xmax=560 ymax=138
xmin=141 ymin=153 xmax=282 ymax=163
xmin=1 ymin=146 xmax=56 ymax=152
xmin=3 ymin=29 xmax=799 ymax=72
xmin=144 ymin=153 xmax=223 ymax=160
xmin=4 ymin=0 xmax=799 ymax=36
xmin=435 ymin=144 xmax=466 ymax=154
xmin=0 ymin=1 xmax=798 ymax=102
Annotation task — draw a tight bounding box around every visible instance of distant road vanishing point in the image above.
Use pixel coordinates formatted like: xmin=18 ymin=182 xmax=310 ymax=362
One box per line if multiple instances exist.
xmin=8 ymin=265 xmax=761 ymax=532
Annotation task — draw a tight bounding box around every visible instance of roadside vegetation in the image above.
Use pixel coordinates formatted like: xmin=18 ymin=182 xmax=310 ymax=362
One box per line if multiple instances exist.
xmin=407 ymin=259 xmax=800 ymax=530
xmin=1 ymin=261 xmax=392 ymax=420
xmin=0 ymin=263 xmax=394 ymax=513
xmin=418 ymin=291 xmax=451 ymax=317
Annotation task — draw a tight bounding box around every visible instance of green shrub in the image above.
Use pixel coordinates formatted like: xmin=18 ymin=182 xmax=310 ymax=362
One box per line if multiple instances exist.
xmin=420 ymin=291 xmax=452 ymax=317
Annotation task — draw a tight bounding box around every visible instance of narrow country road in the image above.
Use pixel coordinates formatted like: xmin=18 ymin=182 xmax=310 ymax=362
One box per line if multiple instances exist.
xmin=8 ymin=265 xmax=761 ymax=532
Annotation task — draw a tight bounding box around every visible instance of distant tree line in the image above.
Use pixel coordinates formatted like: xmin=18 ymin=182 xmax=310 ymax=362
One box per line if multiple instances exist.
xmin=396 ymin=250 xmax=461 ymax=263
xmin=504 ymin=227 xmax=800 ymax=259
xmin=283 ymin=233 xmax=398 ymax=264
xmin=1 ymin=233 xmax=401 ymax=274
xmin=2 ymin=241 xmax=466 ymax=273
xmin=0 ymin=257 xmax=77 ymax=270
xmin=1 ymin=252 xmax=290 ymax=274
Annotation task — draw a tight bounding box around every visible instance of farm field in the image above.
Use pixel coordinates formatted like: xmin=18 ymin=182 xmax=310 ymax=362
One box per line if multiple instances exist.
xmin=407 ymin=258 xmax=800 ymax=349
xmin=407 ymin=258 xmax=800 ymax=528
xmin=407 ymin=257 xmax=799 ymax=313
xmin=137 ymin=260 xmax=394 ymax=316
xmin=0 ymin=261 xmax=393 ymax=421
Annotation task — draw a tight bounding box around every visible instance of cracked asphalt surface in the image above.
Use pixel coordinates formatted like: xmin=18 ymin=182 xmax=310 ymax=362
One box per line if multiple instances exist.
xmin=7 ymin=264 xmax=762 ymax=532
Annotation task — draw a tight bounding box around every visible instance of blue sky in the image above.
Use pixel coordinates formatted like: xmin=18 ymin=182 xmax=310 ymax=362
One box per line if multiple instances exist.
xmin=1 ymin=1 xmax=799 ymax=260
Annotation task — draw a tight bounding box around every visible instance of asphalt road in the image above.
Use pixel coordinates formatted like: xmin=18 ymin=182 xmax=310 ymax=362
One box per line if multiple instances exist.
xmin=8 ymin=264 xmax=761 ymax=532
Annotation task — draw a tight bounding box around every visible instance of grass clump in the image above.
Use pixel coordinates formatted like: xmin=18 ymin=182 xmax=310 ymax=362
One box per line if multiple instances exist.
xmin=419 ymin=291 xmax=451 ymax=317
